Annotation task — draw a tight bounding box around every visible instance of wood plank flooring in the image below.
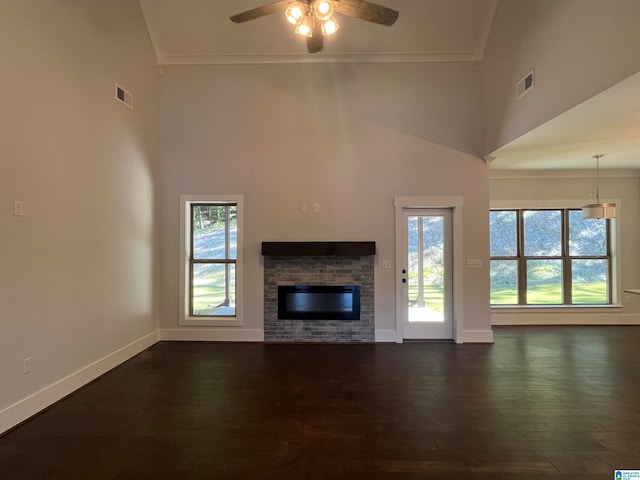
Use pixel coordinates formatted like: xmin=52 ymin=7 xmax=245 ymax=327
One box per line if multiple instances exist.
xmin=1 ymin=326 xmax=639 ymax=479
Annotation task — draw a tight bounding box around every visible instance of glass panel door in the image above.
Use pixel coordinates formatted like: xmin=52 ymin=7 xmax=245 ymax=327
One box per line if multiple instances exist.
xmin=402 ymin=209 xmax=453 ymax=339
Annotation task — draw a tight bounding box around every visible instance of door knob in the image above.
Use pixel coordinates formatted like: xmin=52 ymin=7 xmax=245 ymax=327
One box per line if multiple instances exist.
xmin=402 ymin=278 xmax=407 ymax=283
xmin=402 ymin=269 xmax=406 ymax=274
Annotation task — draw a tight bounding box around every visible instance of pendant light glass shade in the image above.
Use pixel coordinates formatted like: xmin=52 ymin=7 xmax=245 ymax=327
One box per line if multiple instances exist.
xmin=582 ymin=154 xmax=616 ymax=219
xmin=582 ymin=202 xmax=616 ymax=219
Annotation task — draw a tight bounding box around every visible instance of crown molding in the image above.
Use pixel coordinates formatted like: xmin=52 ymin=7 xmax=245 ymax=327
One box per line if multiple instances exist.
xmin=490 ymin=169 xmax=640 ymax=180
xmin=158 ymin=50 xmax=482 ymax=66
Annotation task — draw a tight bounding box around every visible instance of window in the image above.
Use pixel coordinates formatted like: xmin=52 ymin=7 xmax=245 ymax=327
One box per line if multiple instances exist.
xmin=490 ymin=208 xmax=613 ymax=306
xmin=180 ymin=195 xmax=243 ymax=326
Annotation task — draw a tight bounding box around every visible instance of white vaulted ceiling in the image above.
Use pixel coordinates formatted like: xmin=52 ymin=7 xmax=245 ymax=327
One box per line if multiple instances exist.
xmin=488 ymin=71 xmax=640 ymax=171
xmin=138 ymin=0 xmax=640 ymax=170
xmin=138 ymin=0 xmax=498 ymax=64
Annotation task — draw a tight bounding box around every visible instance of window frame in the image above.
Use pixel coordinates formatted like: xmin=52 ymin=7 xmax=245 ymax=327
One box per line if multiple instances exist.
xmin=490 ymin=200 xmax=621 ymax=308
xmin=180 ymin=194 xmax=244 ymax=326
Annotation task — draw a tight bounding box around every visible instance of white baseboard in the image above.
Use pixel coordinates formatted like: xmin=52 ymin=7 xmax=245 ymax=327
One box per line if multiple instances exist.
xmin=0 ymin=330 xmax=159 ymax=435
xmin=160 ymin=328 xmax=264 ymax=342
xmin=492 ymin=312 xmax=640 ymax=325
xmin=374 ymin=330 xmax=398 ymax=343
xmin=460 ymin=329 xmax=495 ymax=343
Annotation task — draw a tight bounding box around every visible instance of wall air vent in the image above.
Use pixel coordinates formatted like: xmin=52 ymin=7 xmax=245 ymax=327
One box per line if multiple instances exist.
xmin=115 ymin=83 xmax=133 ymax=109
xmin=516 ymin=70 xmax=535 ymax=99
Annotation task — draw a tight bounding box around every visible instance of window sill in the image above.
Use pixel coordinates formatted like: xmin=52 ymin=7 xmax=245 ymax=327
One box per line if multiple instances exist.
xmin=180 ymin=316 xmax=244 ymax=327
xmin=491 ymin=304 xmax=623 ymax=313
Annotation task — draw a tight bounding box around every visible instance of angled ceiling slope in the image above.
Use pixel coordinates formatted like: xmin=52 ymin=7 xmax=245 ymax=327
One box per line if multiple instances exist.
xmin=138 ymin=0 xmax=498 ymax=64
xmin=489 ymin=71 xmax=640 ymax=171
xmin=138 ymin=1 xmax=640 ymax=171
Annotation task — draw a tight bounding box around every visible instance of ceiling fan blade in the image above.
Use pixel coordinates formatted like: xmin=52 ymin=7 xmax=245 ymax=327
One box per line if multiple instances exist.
xmin=335 ymin=0 xmax=399 ymax=26
xmin=230 ymin=0 xmax=292 ymax=23
xmin=307 ymin=15 xmax=324 ymax=53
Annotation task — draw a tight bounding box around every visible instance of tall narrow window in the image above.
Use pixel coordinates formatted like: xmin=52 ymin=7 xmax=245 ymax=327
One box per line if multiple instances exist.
xmin=180 ymin=195 xmax=243 ymax=326
xmin=490 ymin=210 xmax=518 ymax=305
xmin=190 ymin=203 xmax=237 ymax=316
xmin=568 ymin=210 xmax=609 ymax=305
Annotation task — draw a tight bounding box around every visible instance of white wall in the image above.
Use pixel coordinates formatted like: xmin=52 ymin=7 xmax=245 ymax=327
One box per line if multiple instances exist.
xmin=0 ymin=0 xmax=160 ymax=433
xmin=158 ymin=62 xmax=492 ymax=342
xmin=483 ymin=0 xmax=640 ymax=154
xmin=490 ymin=171 xmax=640 ymax=325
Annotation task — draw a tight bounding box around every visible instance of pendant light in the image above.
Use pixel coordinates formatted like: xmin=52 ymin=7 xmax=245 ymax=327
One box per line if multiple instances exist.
xmin=582 ymin=154 xmax=616 ymax=219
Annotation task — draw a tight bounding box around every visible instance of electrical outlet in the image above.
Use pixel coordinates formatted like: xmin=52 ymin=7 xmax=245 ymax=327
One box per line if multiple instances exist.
xmin=22 ymin=357 xmax=32 ymax=374
xmin=14 ymin=200 xmax=24 ymax=216
xmin=382 ymin=260 xmax=392 ymax=269
xmin=466 ymin=259 xmax=482 ymax=269
xmin=300 ymin=203 xmax=307 ymax=213
xmin=313 ymin=203 xmax=320 ymax=213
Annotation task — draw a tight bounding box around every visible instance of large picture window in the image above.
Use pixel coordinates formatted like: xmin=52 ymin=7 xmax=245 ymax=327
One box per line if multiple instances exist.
xmin=180 ymin=195 xmax=243 ymax=326
xmin=490 ymin=208 xmax=613 ymax=306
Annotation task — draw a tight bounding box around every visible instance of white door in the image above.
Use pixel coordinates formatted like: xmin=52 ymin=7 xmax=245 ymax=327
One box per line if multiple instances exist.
xmin=399 ymin=209 xmax=453 ymax=340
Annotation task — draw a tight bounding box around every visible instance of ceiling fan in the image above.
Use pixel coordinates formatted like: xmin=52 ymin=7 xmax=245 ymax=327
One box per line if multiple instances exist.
xmin=230 ymin=0 xmax=399 ymax=54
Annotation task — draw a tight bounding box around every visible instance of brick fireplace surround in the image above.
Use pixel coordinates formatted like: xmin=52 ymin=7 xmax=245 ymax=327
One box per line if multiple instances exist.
xmin=263 ymin=242 xmax=375 ymax=343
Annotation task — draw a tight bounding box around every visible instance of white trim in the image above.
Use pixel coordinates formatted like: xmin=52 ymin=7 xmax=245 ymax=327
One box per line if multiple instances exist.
xmin=374 ymin=330 xmax=398 ymax=343
xmin=179 ymin=195 xmax=244 ymax=327
xmin=160 ymin=329 xmax=264 ymax=342
xmin=490 ymin=199 xmax=623 ymax=306
xmin=492 ymin=312 xmax=640 ymax=325
xmin=394 ymin=196 xmax=464 ymax=344
xmin=490 ymin=169 xmax=640 ymax=179
xmin=459 ymin=329 xmax=494 ymax=343
xmin=491 ymin=198 xmax=621 ymax=210
xmin=0 ymin=331 xmax=159 ymax=435
xmin=159 ymin=51 xmax=482 ymax=66
xmin=180 ymin=317 xmax=244 ymax=327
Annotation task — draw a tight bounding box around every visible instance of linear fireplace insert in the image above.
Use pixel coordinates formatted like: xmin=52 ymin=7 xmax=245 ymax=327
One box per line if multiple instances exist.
xmin=278 ymin=285 xmax=361 ymax=320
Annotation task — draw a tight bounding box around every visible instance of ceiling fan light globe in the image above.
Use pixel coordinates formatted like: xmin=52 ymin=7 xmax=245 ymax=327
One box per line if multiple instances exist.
xmin=295 ymin=16 xmax=313 ymax=37
xmin=322 ymin=17 xmax=339 ymax=35
xmin=285 ymin=2 xmax=306 ymax=25
xmin=314 ymin=0 xmax=334 ymax=21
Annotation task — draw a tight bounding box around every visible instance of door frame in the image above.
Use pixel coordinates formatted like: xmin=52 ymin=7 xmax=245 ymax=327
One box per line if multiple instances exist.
xmin=394 ymin=196 xmax=464 ymax=344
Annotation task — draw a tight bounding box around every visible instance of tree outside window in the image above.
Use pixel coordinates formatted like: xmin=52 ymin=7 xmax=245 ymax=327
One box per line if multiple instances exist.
xmin=490 ymin=209 xmax=611 ymax=306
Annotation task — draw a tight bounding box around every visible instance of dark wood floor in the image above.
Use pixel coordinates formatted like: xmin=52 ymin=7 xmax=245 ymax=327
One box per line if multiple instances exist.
xmin=1 ymin=326 xmax=639 ymax=479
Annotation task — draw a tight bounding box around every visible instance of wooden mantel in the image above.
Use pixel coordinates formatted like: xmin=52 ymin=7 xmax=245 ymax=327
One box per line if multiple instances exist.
xmin=261 ymin=241 xmax=376 ymax=257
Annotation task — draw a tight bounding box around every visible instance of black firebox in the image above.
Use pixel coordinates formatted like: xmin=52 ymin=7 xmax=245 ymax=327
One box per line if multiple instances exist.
xmin=277 ymin=285 xmax=361 ymax=321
